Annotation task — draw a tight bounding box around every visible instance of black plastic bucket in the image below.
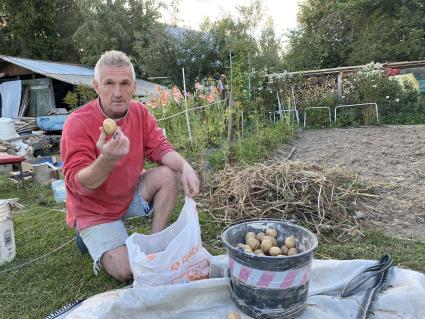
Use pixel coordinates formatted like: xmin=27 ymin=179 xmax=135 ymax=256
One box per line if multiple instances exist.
xmin=221 ymin=219 xmax=318 ymax=319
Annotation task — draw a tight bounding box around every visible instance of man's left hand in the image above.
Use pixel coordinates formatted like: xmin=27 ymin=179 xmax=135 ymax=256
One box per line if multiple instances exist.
xmin=181 ymin=163 xmax=200 ymax=197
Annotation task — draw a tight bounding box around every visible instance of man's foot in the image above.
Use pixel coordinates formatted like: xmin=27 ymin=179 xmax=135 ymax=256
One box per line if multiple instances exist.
xmin=76 ymin=232 xmax=88 ymax=254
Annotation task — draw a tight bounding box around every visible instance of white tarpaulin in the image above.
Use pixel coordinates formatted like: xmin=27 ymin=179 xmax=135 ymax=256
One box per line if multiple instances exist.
xmin=0 ymin=80 xmax=22 ymax=118
xmin=57 ymin=256 xmax=425 ymax=319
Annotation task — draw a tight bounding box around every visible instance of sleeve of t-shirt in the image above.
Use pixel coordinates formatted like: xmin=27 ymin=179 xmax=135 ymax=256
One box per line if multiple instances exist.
xmin=60 ymin=116 xmax=98 ymax=196
xmin=143 ymin=108 xmax=174 ymax=163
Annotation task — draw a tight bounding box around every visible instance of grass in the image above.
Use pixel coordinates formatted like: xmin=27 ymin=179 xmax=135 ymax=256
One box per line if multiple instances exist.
xmin=1 ymin=115 xmax=425 ymax=318
xmin=1 ymin=176 xmax=425 ymax=319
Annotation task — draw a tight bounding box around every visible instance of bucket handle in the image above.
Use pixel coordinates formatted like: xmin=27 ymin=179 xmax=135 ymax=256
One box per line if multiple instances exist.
xmin=220 ymin=218 xmax=297 ymax=236
xmin=219 ymin=218 xmax=298 ymax=246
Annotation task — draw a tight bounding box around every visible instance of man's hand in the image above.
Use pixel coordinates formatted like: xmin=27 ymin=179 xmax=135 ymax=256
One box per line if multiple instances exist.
xmin=96 ymin=126 xmax=130 ymax=161
xmin=181 ymin=162 xmax=200 ymax=197
xmin=77 ymin=126 xmax=130 ymax=190
xmin=161 ymin=151 xmax=200 ymax=197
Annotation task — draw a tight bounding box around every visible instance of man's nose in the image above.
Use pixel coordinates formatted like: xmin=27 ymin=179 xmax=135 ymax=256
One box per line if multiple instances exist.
xmin=113 ymin=85 xmax=122 ymax=97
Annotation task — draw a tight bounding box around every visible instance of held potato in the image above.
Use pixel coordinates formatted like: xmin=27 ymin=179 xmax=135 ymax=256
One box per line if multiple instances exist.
xmin=103 ymin=118 xmax=117 ymax=135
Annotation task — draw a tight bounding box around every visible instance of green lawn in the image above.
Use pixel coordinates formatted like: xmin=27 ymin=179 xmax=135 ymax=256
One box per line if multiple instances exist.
xmin=1 ymin=175 xmax=425 ymax=319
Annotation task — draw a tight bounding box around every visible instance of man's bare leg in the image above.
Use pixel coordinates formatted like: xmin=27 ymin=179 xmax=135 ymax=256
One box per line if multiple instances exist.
xmin=101 ymin=246 xmax=132 ymax=282
xmin=139 ymin=165 xmax=179 ymax=233
xmin=100 ymin=165 xmax=179 ymax=281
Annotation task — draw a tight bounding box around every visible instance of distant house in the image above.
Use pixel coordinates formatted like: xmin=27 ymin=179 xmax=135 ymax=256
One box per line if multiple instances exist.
xmin=0 ymin=55 xmax=160 ymax=118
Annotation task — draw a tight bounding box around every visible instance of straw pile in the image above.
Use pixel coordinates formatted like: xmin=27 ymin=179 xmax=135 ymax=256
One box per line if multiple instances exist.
xmin=206 ymin=160 xmax=376 ymax=239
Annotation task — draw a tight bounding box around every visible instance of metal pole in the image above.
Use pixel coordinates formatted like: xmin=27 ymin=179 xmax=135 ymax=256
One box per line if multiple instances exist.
xmin=248 ymin=53 xmax=251 ymax=100
xmin=276 ymin=91 xmax=283 ymax=119
xmin=226 ymin=50 xmax=234 ymax=163
xmin=182 ymin=67 xmax=192 ymax=142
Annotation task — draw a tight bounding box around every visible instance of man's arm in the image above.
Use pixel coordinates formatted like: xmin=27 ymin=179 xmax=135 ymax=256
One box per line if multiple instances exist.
xmin=160 ymin=151 xmax=200 ymax=197
xmin=77 ymin=127 xmax=130 ymax=190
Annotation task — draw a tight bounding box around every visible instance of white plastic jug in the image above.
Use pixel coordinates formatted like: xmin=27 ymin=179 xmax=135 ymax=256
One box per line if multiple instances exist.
xmin=0 ymin=201 xmax=16 ymax=265
xmin=0 ymin=118 xmax=18 ymax=140
xmin=51 ymin=179 xmax=67 ymax=202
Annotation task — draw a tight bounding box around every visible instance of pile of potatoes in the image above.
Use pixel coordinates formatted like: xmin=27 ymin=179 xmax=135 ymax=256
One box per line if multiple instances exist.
xmin=235 ymin=227 xmax=299 ymax=257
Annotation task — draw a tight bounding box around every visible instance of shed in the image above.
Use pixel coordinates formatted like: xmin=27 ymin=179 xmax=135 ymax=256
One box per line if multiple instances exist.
xmin=0 ymin=55 xmax=160 ymax=118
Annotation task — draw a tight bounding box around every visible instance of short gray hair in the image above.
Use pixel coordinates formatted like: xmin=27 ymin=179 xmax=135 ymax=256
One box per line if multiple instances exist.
xmin=94 ymin=50 xmax=136 ymax=82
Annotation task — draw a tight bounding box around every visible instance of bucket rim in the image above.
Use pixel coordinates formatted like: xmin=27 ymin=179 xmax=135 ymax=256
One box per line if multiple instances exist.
xmin=220 ymin=218 xmax=318 ymax=259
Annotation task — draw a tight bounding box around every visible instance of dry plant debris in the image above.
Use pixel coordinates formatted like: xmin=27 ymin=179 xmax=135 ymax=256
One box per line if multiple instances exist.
xmin=206 ymin=160 xmax=377 ymax=240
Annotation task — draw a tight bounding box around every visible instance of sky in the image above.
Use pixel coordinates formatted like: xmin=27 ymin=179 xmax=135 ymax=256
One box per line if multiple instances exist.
xmin=161 ymin=0 xmax=300 ymax=40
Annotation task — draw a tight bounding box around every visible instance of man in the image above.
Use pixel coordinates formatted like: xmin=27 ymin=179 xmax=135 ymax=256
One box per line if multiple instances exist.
xmin=61 ymin=50 xmax=200 ymax=282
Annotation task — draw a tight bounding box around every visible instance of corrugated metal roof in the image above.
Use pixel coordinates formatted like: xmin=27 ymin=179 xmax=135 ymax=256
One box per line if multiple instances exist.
xmin=0 ymin=55 xmax=159 ymax=96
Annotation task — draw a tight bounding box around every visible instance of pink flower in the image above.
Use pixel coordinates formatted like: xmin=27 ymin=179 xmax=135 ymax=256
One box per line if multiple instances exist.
xmin=207 ymin=94 xmax=215 ymax=103
xmin=159 ymin=90 xmax=170 ymax=107
xmin=145 ymin=100 xmax=158 ymax=109
xmin=172 ymin=85 xmax=183 ymax=103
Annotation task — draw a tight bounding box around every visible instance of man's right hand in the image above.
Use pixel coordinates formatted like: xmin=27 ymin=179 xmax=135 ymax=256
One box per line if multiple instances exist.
xmin=77 ymin=126 xmax=130 ymax=190
xmin=96 ymin=126 xmax=130 ymax=162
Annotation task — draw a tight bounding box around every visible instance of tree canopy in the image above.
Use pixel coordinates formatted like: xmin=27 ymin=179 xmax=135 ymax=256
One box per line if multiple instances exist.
xmin=283 ymin=0 xmax=425 ymax=71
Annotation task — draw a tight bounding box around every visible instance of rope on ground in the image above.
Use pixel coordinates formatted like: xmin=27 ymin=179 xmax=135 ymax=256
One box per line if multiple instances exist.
xmin=0 ymin=237 xmax=75 ymax=274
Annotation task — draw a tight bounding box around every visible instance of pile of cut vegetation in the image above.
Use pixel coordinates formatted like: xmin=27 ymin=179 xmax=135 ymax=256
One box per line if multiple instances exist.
xmin=206 ymin=160 xmax=377 ymax=240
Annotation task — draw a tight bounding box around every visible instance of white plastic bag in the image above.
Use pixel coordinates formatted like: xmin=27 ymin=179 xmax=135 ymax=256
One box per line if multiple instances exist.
xmin=126 ymin=197 xmax=211 ymax=287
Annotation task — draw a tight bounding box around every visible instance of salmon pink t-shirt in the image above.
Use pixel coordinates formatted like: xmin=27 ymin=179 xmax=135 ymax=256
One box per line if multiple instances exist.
xmin=60 ymin=99 xmax=173 ymax=230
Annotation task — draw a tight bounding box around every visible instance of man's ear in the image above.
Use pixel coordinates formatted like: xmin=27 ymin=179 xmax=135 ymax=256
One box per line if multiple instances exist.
xmin=132 ymin=80 xmax=136 ymax=96
xmin=93 ymin=79 xmax=101 ymax=95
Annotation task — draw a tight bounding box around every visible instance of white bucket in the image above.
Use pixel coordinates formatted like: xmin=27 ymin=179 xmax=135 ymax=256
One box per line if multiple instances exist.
xmin=0 ymin=201 xmax=16 ymax=265
xmin=0 ymin=118 xmax=19 ymax=140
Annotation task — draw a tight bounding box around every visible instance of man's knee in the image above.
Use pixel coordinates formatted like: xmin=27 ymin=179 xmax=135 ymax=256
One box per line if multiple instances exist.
xmin=101 ymin=247 xmax=132 ymax=282
xmin=158 ymin=166 xmax=179 ymax=188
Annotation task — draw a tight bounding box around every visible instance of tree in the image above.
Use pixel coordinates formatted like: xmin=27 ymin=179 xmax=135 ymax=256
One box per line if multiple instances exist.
xmin=283 ymin=0 xmax=425 ymax=71
xmin=0 ymin=0 xmax=81 ymax=62
xmin=73 ymin=0 xmax=162 ymax=72
xmin=140 ymin=25 xmax=220 ymax=88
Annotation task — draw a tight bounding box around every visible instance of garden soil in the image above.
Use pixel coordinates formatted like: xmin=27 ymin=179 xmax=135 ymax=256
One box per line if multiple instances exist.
xmin=275 ymin=124 xmax=425 ymax=241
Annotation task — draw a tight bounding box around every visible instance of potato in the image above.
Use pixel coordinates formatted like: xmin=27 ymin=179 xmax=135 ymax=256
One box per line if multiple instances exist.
xmin=281 ymin=245 xmax=289 ymax=255
xmin=245 ymin=231 xmax=256 ymax=241
xmin=256 ymin=231 xmax=266 ymax=242
xmin=284 ymin=236 xmax=296 ymax=249
xmin=260 ymin=238 xmax=273 ymax=254
xmin=227 ymin=312 xmax=241 ymax=319
xmin=254 ymin=249 xmax=265 ymax=256
xmin=263 ymin=235 xmax=277 ymax=247
xmin=287 ymin=247 xmax=298 ymax=256
xmin=246 ymin=237 xmax=260 ymax=251
xmin=269 ymin=246 xmax=282 ymax=256
xmin=265 ymin=228 xmax=277 ymax=238
xmin=103 ymin=118 xmax=117 ymax=135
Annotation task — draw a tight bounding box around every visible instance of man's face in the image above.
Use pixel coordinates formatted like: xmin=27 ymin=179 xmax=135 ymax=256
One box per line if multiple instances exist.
xmin=93 ymin=65 xmax=136 ymax=119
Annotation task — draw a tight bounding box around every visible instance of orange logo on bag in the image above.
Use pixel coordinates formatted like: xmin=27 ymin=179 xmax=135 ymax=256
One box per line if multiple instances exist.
xmin=147 ymin=254 xmax=157 ymax=261
xmin=171 ymin=261 xmax=180 ymax=271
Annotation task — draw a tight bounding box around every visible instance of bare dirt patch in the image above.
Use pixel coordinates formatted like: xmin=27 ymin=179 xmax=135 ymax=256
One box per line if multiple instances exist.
xmin=275 ymin=125 xmax=425 ymax=241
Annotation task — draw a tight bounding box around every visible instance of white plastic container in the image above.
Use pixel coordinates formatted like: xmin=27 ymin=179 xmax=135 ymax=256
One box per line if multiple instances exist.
xmin=51 ymin=179 xmax=67 ymax=202
xmin=0 ymin=118 xmax=18 ymax=140
xmin=0 ymin=200 xmax=16 ymax=265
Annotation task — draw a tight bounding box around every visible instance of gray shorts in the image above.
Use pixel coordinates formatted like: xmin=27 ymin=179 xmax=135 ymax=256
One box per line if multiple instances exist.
xmin=79 ymin=178 xmax=153 ymax=274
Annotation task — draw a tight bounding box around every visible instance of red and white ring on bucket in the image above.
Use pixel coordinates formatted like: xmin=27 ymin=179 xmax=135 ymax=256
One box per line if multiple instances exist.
xmin=229 ymin=257 xmax=311 ymax=289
